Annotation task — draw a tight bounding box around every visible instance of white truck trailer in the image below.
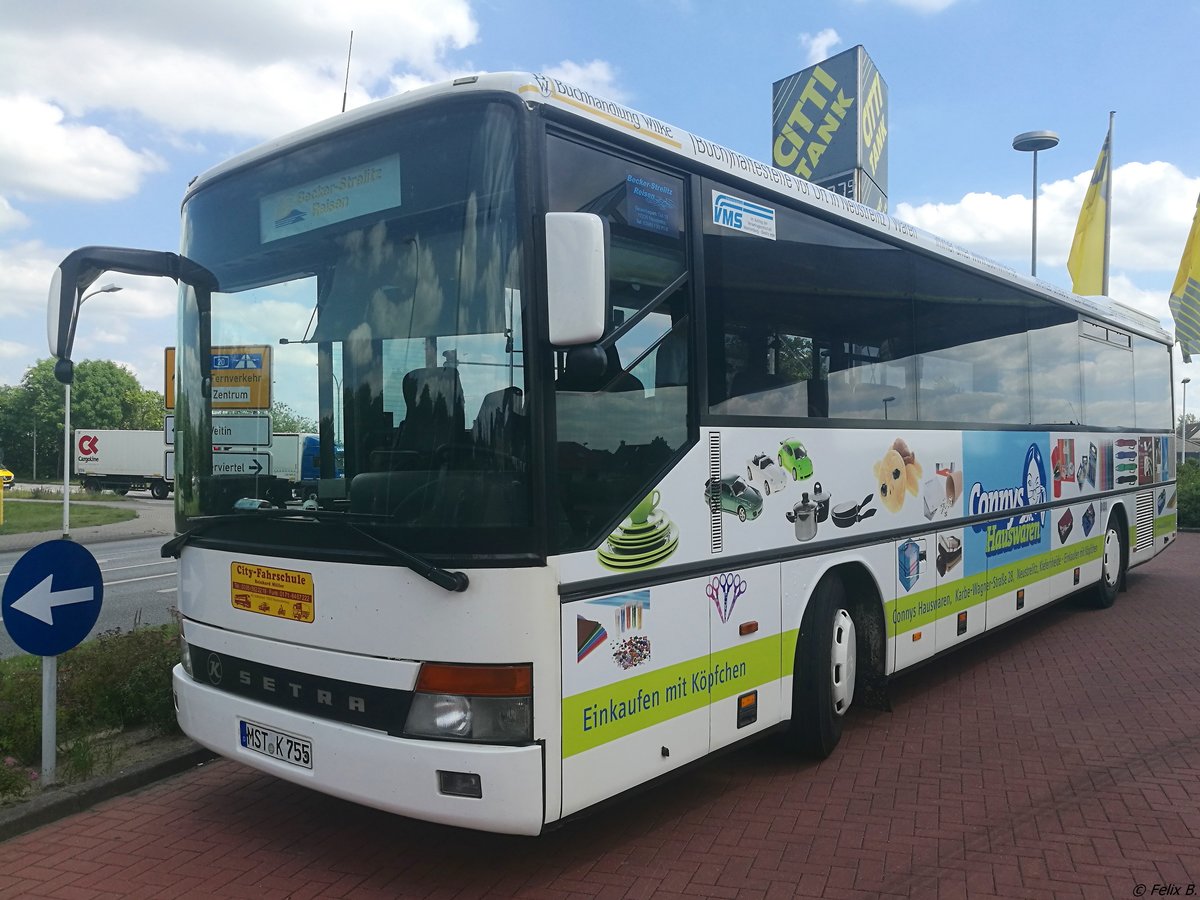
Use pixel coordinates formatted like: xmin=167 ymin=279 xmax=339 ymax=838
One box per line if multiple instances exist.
xmin=74 ymin=429 xmax=173 ymax=499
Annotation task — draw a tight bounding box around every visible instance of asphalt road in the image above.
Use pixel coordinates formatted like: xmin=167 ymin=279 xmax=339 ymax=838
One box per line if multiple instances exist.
xmin=0 ymin=493 xmax=176 ymax=658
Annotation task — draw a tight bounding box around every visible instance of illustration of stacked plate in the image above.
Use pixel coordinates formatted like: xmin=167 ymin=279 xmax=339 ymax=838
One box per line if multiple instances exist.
xmin=598 ymin=491 xmax=679 ymax=571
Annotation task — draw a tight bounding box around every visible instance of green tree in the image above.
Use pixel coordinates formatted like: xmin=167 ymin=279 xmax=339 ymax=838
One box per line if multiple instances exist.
xmin=270 ymin=400 xmax=317 ymax=433
xmin=0 ymin=359 xmax=166 ymax=481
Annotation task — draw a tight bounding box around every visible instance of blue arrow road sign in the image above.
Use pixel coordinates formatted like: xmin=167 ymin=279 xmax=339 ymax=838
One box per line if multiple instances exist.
xmin=2 ymin=540 xmax=104 ymax=657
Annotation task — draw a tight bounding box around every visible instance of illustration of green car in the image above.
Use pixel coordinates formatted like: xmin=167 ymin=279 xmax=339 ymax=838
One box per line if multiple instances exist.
xmin=778 ymin=439 xmax=814 ymax=481
xmin=705 ymin=475 xmax=763 ymax=522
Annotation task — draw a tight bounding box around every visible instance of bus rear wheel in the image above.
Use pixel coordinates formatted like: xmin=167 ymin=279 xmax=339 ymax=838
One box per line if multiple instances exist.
xmin=1093 ymin=519 xmax=1125 ymax=609
xmin=788 ymin=573 xmax=857 ymax=758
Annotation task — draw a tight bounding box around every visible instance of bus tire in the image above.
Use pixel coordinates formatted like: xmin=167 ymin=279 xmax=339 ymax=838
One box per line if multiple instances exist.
xmin=151 ymin=481 xmax=170 ymax=500
xmin=1093 ymin=518 xmax=1125 ymax=609
xmin=788 ymin=574 xmax=857 ymax=759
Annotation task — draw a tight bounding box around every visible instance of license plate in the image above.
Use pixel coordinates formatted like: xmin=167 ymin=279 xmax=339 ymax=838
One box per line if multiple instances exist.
xmin=239 ymin=719 xmax=312 ymax=769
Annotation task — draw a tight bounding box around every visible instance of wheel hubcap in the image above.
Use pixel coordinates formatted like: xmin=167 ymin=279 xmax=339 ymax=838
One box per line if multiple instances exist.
xmin=830 ymin=609 xmax=857 ymax=716
xmin=1102 ymin=528 xmax=1120 ymax=588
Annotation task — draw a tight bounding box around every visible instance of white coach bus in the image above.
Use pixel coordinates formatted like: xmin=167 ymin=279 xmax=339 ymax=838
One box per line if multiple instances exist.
xmin=48 ymin=72 xmax=1177 ymax=834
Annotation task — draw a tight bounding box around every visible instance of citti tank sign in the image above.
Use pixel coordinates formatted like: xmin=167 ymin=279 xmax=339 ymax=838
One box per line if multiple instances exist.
xmin=771 ymin=44 xmax=889 ymax=212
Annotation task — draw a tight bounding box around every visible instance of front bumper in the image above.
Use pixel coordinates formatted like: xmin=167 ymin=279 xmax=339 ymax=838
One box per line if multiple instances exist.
xmin=173 ymin=666 xmax=546 ymax=834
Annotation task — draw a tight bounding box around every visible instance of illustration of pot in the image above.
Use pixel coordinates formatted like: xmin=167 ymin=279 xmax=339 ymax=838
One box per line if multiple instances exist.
xmin=785 ymin=492 xmax=819 ymax=542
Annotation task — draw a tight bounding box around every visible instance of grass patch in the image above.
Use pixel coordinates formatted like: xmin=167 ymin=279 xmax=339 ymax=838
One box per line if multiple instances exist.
xmin=4 ymin=486 xmax=131 ymax=502
xmin=0 ymin=500 xmax=137 ymax=535
xmin=0 ymin=625 xmax=181 ymax=800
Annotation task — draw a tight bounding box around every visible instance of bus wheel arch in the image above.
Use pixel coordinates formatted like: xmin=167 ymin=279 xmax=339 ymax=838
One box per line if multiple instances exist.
xmin=1093 ymin=504 xmax=1129 ymax=609
xmin=787 ymin=562 xmax=885 ymax=758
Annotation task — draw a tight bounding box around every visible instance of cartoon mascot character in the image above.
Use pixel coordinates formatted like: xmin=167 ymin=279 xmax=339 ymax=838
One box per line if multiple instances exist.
xmin=874 ymin=437 xmax=923 ymax=514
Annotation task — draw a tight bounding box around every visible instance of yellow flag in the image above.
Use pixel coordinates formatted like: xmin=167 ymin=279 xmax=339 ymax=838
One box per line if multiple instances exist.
xmin=1067 ymin=127 xmax=1112 ymax=295
xmin=1170 ymin=193 xmax=1200 ymax=363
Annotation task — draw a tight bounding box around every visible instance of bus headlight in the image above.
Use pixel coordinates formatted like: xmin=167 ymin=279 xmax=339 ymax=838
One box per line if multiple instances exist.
xmin=179 ymin=629 xmax=193 ymax=678
xmin=402 ymin=663 xmax=532 ymax=743
xmin=409 ymin=694 xmax=472 ymax=737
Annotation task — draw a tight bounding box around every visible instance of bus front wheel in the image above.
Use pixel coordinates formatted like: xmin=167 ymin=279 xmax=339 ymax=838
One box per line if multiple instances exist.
xmin=788 ymin=574 xmax=857 ymax=759
xmin=1093 ymin=519 xmax=1125 ymax=609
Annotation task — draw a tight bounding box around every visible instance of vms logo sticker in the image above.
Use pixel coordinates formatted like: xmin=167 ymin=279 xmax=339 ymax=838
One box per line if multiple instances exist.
xmin=712 ymin=191 xmax=777 ymax=240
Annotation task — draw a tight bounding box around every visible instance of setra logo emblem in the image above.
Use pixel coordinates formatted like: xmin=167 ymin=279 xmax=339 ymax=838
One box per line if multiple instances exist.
xmin=206 ymin=653 xmax=223 ymax=685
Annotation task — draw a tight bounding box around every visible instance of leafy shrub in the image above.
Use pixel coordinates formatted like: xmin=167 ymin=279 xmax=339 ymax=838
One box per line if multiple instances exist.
xmin=0 ymin=756 xmax=39 ymax=800
xmin=0 ymin=624 xmax=180 ymax=798
xmin=1179 ymin=460 xmax=1200 ymax=529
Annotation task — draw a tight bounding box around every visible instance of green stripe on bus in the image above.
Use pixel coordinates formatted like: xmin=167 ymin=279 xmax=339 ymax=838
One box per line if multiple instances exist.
xmin=562 ymin=634 xmax=782 ymax=757
xmin=564 ymin=538 xmax=1105 ymax=756
xmin=1155 ymin=513 xmax=1177 ymax=538
xmin=884 ymin=537 xmax=1102 ymax=638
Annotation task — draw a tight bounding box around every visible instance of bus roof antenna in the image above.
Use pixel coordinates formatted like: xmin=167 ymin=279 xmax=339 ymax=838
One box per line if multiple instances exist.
xmin=341 ymin=30 xmax=354 ymax=113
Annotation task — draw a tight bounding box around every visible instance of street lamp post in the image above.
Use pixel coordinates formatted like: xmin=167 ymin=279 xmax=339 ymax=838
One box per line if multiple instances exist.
xmin=1013 ymin=131 xmax=1060 ymax=277
xmin=61 ymin=283 xmax=122 ymax=538
xmin=1183 ymin=377 xmax=1192 ymax=467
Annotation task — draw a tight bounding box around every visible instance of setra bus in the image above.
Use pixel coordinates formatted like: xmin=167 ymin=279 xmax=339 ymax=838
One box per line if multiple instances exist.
xmin=47 ymin=72 xmax=1177 ymax=834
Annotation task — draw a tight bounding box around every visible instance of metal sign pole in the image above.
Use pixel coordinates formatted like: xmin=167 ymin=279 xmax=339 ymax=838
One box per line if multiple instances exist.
xmin=3 ymin=540 xmax=105 ymax=786
xmin=62 ymin=381 xmax=71 ymax=540
xmin=42 ymin=656 xmax=57 ymax=785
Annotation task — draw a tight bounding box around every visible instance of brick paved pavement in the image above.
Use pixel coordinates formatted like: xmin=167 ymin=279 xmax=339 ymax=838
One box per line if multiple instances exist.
xmin=2 ymin=535 xmax=1197 ymax=899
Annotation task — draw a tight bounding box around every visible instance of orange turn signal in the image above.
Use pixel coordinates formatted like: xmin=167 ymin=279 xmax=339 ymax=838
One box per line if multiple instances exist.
xmin=415 ymin=663 xmax=532 ymax=697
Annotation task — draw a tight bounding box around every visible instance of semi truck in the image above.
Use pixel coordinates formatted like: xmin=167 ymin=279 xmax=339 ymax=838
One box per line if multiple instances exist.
xmin=271 ymin=433 xmax=322 ymax=500
xmin=77 ymin=429 xmax=341 ymax=503
xmin=74 ymin=429 xmax=173 ymax=499
xmin=209 ymin=433 xmax=344 ymax=502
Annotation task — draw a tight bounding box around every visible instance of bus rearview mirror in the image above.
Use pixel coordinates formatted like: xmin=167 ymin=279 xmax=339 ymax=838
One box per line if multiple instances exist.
xmin=545 ymin=212 xmax=609 ymax=346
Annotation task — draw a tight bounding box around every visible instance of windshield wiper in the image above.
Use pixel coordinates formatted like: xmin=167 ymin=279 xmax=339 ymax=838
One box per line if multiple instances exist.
xmin=161 ymin=508 xmax=469 ymax=593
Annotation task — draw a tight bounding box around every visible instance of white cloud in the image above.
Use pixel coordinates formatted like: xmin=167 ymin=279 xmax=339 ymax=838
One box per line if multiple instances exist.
xmin=541 ymin=60 xmax=629 ymax=104
xmin=894 ymin=161 xmax=1199 ymax=329
xmin=0 ymin=240 xmax=61 ymax=318
xmin=0 ymin=240 xmax=176 ymax=387
xmin=848 ymin=0 xmax=960 ymax=11
xmin=888 ymin=0 xmax=960 ymax=11
xmin=0 ymin=0 xmax=479 ymax=152
xmin=0 ymin=196 xmax=30 ymax=232
xmin=800 ymin=29 xmax=842 ymax=66
xmin=1040 ymin=161 xmax=1200 ymax=273
xmin=0 ymin=96 xmax=165 ymax=202
xmin=896 ymin=162 xmax=1199 ymax=277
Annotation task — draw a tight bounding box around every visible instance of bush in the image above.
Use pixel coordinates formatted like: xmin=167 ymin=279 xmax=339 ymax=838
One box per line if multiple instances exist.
xmin=0 ymin=624 xmax=180 ymax=799
xmin=1179 ymin=460 xmax=1200 ymax=529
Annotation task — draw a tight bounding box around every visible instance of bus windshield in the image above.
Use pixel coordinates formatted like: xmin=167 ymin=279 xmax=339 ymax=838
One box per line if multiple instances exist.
xmin=175 ymin=99 xmax=533 ymax=557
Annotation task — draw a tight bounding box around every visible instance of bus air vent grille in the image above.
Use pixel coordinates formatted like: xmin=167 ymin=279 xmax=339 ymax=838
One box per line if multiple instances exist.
xmin=1134 ymin=491 xmax=1155 ymax=552
xmin=708 ymin=431 xmax=722 ymax=554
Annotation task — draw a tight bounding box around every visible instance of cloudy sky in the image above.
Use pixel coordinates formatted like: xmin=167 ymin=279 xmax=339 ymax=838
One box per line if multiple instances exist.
xmin=1 ymin=0 xmax=1197 ymax=417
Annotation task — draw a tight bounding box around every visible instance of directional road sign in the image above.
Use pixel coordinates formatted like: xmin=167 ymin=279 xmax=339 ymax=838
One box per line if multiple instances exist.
xmin=2 ymin=540 xmax=104 ymax=657
xmin=212 ymin=451 xmax=271 ymax=477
